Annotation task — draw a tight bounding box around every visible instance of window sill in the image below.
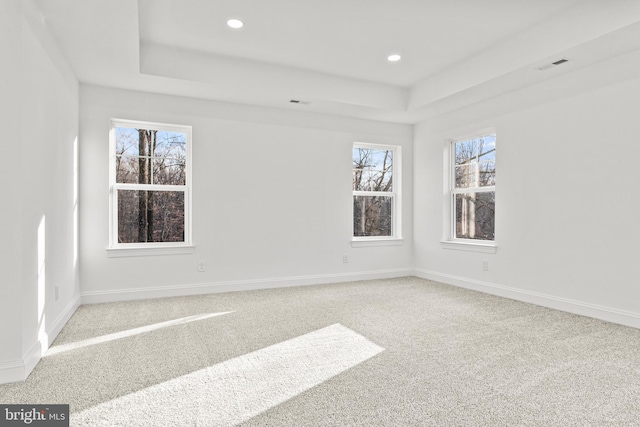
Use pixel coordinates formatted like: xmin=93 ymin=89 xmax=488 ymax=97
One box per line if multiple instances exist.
xmin=106 ymin=245 xmax=196 ymax=258
xmin=351 ymin=238 xmax=404 ymax=248
xmin=440 ymin=240 xmax=497 ymax=254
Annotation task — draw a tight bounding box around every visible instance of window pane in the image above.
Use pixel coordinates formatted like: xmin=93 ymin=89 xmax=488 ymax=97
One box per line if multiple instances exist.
xmin=115 ymin=156 xmax=140 ymax=183
xmin=478 ymin=135 xmax=496 ymax=187
xmin=479 ymin=160 xmax=495 ymax=186
xmin=353 ymin=195 xmax=393 ymax=237
xmin=117 ymin=156 xmax=153 ymax=184
xmin=116 ymin=128 xmax=187 ymax=185
xmin=455 ymin=191 xmax=495 ymax=240
xmin=153 ymin=158 xmax=186 ymax=185
xmin=454 ymin=134 xmax=496 ymax=188
xmin=117 ymin=190 xmax=185 ymax=243
xmin=455 ymin=139 xmax=476 ymax=166
xmin=454 ymin=139 xmax=476 ymax=188
xmin=115 ymin=127 xmax=141 ymax=156
xmin=478 ymin=135 xmax=496 ymax=161
xmin=455 ymin=164 xmax=476 ymax=188
xmin=155 ymin=131 xmax=187 ymax=156
xmin=353 ymin=148 xmax=393 ymax=191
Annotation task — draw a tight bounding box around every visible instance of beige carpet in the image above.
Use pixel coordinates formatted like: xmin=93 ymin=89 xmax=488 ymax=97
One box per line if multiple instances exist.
xmin=2 ymin=277 xmax=640 ymax=426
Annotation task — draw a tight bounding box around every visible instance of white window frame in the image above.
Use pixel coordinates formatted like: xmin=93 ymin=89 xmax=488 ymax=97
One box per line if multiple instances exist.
xmin=352 ymin=142 xmax=402 ymax=246
xmin=108 ymin=119 xmax=193 ymax=255
xmin=441 ymin=130 xmax=496 ymax=253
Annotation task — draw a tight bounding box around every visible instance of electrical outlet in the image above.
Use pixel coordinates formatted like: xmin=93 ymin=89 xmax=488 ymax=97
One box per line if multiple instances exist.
xmin=482 ymin=260 xmax=489 ymax=271
xmin=55 ymin=286 xmax=59 ymax=301
xmin=197 ymin=261 xmax=206 ymax=272
xmin=343 ymin=255 xmax=349 ymax=263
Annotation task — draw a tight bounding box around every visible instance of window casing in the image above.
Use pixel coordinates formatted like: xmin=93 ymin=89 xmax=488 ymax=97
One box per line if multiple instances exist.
xmin=450 ymin=133 xmax=496 ymax=243
xmin=352 ymin=143 xmax=401 ymax=240
xmin=109 ymin=119 xmax=192 ymax=250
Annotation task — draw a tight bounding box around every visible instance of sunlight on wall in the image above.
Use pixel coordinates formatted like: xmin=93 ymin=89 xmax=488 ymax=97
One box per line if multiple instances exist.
xmin=71 ymin=324 xmax=384 ymax=426
xmin=73 ymin=136 xmax=78 ymax=267
xmin=45 ymin=311 xmax=233 ymax=357
xmin=37 ymin=215 xmax=46 ymax=346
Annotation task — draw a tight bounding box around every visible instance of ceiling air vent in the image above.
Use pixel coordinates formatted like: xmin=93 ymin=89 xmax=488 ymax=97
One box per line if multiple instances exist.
xmin=289 ymin=99 xmax=311 ymax=105
xmin=538 ymin=58 xmax=569 ymax=71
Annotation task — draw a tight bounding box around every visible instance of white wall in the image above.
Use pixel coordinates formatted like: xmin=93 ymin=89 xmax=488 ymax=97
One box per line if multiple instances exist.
xmin=0 ymin=0 xmax=80 ymax=384
xmin=414 ymin=75 xmax=640 ymax=327
xmin=0 ymin=0 xmax=25 ymax=372
xmin=7 ymin=0 xmax=637 ymax=389
xmin=79 ymin=85 xmax=413 ymax=303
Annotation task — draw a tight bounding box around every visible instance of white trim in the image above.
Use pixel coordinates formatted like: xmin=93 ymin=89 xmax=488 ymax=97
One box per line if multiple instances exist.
xmin=0 ymin=360 xmax=27 ymax=385
xmin=110 ymin=119 xmax=191 ymax=133
xmin=352 ymin=190 xmax=394 ymax=197
xmin=413 ymin=269 xmax=640 ymax=329
xmin=352 ymin=142 xmax=402 ymax=239
xmin=109 ymin=119 xmax=193 ymax=249
xmin=440 ymin=240 xmax=497 ymax=253
xmin=114 ymin=183 xmax=188 ymax=192
xmin=80 ymin=268 xmax=413 ymax=304
xmin=353 ymin=141 xmax=398 ymax=150
xmin=23 ymin=340 xmax=43 ymax=379
xmin=0 ymin=294 xmax=81 ymax=385
xmin=46 ymin=294 xmax=81 ymax=351
xmin=445 ymin=131 xmax=496 ymax=243
xmin=351 ymin=238 xmax=404 ymax=247
xmin=449 ymin=127 xmax=497 ymax=145
xmin=3 ymin=344 xmax=44 ymax=385
xmin=106 ymin=245 xmax=196 ymax=258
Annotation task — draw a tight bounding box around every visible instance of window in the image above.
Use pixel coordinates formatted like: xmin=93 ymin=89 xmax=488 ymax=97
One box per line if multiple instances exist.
xmin=352 ymin=143 xmax=401 ymax=239
xmin=450 ymin=133 xmax=496 ymax=242
xmin=109 ymin=119 xmax=192 ymax=249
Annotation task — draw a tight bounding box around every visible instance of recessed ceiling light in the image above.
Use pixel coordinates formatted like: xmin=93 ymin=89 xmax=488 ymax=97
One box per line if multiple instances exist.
xmin=387 ymin=54 xmax=402 ymax=62
xmin=227 ymin=19 xmax=244 ymax=29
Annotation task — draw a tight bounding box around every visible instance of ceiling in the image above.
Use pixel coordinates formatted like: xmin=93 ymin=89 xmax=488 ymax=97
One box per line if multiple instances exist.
xmin=34 ymin=0 xmax=640 ymax=124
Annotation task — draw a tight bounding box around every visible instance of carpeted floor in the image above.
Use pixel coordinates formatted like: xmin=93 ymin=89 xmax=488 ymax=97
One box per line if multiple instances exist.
xmin=2 ymin=277 xmax=640 ymax=426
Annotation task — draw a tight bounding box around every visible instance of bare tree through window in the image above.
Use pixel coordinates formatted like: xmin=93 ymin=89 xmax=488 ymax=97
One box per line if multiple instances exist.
xmin=353 ymin=145 xmax=397 ymax=237
xmin=452 ymin=134 xmax=496 ymax=241
xmin=112 ymin=123 xmax=189 ymax=245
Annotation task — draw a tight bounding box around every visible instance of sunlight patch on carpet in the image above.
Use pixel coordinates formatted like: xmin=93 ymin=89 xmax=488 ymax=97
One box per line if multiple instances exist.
xmin=46 ymin=311 xmax=234 ymax=357
xmin=71 ymin=324 xmax=384 ymax=426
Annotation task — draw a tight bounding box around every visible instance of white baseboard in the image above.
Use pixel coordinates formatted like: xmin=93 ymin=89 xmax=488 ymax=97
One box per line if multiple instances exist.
xmin=47 ymin=294 xmax=81 ymax=347
xmin=0 ymin=294 xmax=80 ymax=385
xmin=81 ymin=268 xmax=414 ymax=304
xmin=22 ymin=340 xmax=43 ymax=379
xmin=0 ymin=340 xmax=43 ymax=385
xmin=5 ymin=269 xmax=638 ymax=384
xmin=0 ymin=360 xmax=27 ymax=385
xmin=414 ymin=269 xmax=640 ymax=329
